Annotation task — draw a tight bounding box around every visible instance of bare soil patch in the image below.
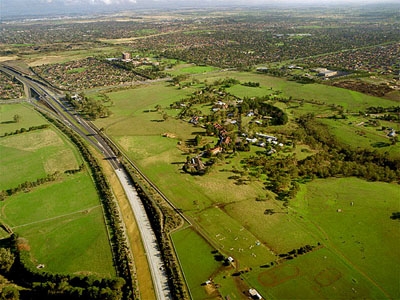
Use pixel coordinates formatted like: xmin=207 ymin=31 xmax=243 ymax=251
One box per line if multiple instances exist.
xmin=331 ymin=80 xmax=393 ymax=97
xmin=0 ymin=56 xmax=18 ymax=62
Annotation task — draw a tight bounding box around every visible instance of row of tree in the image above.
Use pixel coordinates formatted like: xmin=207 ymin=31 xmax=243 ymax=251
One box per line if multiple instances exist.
xmin=2 ymin=124 xmax=50 ymax=137
xmin=0 ymin=172 xmax=61 ymax=201
xmin=296 ymin=113 xmax=400 ymax=181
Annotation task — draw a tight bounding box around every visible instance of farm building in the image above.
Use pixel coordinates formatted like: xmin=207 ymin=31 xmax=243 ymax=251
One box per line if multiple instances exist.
xmin=313 ymin=67 xmax=337 ymax=78
xmin=249 ymin=288 xmax=262 ymax=299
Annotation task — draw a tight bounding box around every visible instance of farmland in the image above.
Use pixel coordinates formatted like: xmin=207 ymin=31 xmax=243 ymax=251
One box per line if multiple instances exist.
xmin=93 ymin=68 xmax=399 ymax=298
xmin=0 ymin=104 xmax=115 ymax=276
xmin=0 ymin=3 xmax=399 ymax=300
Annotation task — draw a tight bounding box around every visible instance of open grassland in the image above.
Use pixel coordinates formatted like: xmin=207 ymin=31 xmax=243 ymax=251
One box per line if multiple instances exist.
xmin=1 ymin=172 xmax=100 ymax=227
xmin=172 ymin=178 xmax=399 ymax=299
xmin=0 ymin=123 xmax=82 ymax=190
xmin=321 ymin=117 xmax=400 ymax=157
xmin=292 ymin=178 xmax=400 ymax=298
xmin=25 ymin=46 xmax=123 ymax=67
xmin=94 ymin=71 xmax=399 ymax=298
xmin=243 ymin=247 xmax=388 ymax=299
xmin=1 ymin=172 xmax=114 ymax=276
xmin=0 ymin=104 xmax=82 ymax=189
xmin=94 ymin=82 xmax=195 ymax=135
xmin=0 ymin=104 xmax=46 ymax=135
xmin=167 ymin=64 xmax=219 ymax=76
xmin=0 ymin=103 xmax=114 ymax=276
xmin=19 ymin=208 xmax=113 ymax=276
xmin=172 ymin=227 xmax=222 ymax=300
xmin=217 ymin=71 xmax=396 ymax=110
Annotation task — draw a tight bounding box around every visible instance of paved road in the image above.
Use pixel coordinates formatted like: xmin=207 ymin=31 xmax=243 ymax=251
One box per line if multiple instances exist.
xmin=0 ymin=65 xmax=172 ymax=300
xmin=116 ymin=169 xmax=171 ymax=300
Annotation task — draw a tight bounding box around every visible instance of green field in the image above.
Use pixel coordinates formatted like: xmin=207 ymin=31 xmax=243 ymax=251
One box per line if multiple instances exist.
xmin=292 ymin=178 xmax=400 ymax=298
xmin=168 ymin=64 xmax=219 ymax=76
xmin=172 ymin=227 xmax=222 ymax=300
xmin=94 ymin=70 xmax=400 ymax=299
xmin=0 ymin=104 xmax=46 ymax=136
xmin=1 ymin=172 xmax=114 ymax=276
xmin=321 ymin=117 xmax=400 ymax=157
xmin=0 ymin=105 xmax=83 ymax=189
xmin=171 ymin=178 xmax=399 ymax=299
xmin=0 ymin=103 xmax=115 ymax=276
xmin=0 ymin=128 xmax=81 ymax=190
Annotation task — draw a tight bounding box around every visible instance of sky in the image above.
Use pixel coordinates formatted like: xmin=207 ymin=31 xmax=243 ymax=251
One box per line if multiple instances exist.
xmin=0 ymin=0 xmax=397 ymax=18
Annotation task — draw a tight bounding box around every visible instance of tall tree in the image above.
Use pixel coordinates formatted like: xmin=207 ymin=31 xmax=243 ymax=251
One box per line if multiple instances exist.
xmin=13 ymin=115 xmax=21 ymax=123
xmin=0 ymin=248 xmax=14 ymax=273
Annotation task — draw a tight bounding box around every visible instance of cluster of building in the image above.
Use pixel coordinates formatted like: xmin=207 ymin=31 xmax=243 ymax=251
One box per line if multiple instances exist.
xmin=312 ymin=67 xmax=338 ymax=78
xmin=301 ymin=43 xmax=399 ymax=75
xmin=246 ymin=133 xmax=284 ymax=155
xmin=0 ymin=72 xmax=24 ymax=100
xmin=106 ymin=52 xmax=160 ymax=67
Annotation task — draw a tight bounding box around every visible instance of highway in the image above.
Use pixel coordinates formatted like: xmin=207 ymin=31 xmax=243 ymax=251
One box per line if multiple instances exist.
xmin=0 ymin=65 xmax=172 ymax=300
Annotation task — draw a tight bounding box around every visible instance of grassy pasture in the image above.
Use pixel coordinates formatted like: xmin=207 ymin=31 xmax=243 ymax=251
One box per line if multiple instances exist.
xmin=16 ymin=206 xmax=114 ymax=276
xmin=292 ymin=178 xmax=400 ymax=298
xmin=168 ymin=64 xmax=219 ymax=76
xmin=0 ymin=104 xmax=46 ymax=135
xmin=25 ymin=46 xmax=122 ymax=66
xmin=0 ymin=103 xmax=114 ymax=276
xmin=321 ymin=117 xmax=400 ymax=158
xmin=94 ymin=82 xmax=194 ymax=133
xmin=243 ymin=247 xmax=388 ymax=299
xmin=93 ymin=71 xmax=399 ymax=299
xmin=224 ymin=200 xmax=317 ymax=254
xmin=0 ymin=128 xmax=81 ymax=190
xmin=1 ymin=172 xmax=99 ymax=226
xmin=172 ymin=227 xmax=222 ymax=300
xmin=219 ymin=71 xmax=396 ymax=111
xmin=0 ymin=156 xmax=114 ymax=276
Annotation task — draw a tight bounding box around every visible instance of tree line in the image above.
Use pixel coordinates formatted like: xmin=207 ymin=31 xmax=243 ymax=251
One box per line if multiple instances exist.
xmin=2 ymin=124 xmax=50 ymax=137
xmin=242 ymin=113 xmax=399 ymax=206
xmin=0 ymin=171 xmax=62 ymax=201
xmin=0 ymin=236 xmax=126 ymax=300
xmin=296 ymin=113 xmax=400 ymax=182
